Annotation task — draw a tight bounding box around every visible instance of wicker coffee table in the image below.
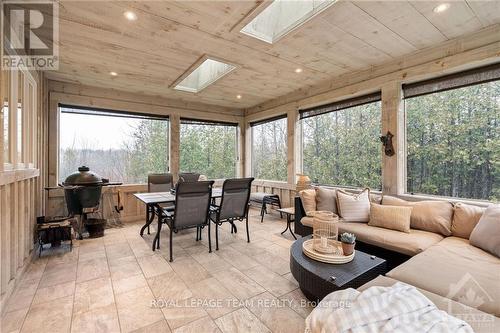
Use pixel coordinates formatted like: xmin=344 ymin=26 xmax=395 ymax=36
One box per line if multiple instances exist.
xmin=290 ymin=236 xmax=387 ymax=302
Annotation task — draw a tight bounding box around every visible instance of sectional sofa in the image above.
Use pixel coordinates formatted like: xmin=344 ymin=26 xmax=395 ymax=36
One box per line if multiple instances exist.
xmin=294 ymin=187 xmax=500 ymax=331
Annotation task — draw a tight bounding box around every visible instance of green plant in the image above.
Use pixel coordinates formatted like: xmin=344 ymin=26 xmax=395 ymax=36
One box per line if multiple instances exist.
xmin=340 ymin=232 xmax=356 ymax=244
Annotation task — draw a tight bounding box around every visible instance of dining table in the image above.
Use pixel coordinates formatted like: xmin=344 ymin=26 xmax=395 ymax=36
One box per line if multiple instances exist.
xmin=134 ymin=188 xmax=222 ymax=250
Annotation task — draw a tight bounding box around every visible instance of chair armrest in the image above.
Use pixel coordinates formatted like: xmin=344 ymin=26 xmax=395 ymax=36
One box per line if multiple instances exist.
xmin=294 ymin=196 xmax=312 ymax=237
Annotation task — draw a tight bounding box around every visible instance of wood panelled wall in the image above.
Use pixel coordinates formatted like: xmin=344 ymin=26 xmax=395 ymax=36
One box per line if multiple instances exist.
xmin=0 ymin=69 xmax=46 ymax=312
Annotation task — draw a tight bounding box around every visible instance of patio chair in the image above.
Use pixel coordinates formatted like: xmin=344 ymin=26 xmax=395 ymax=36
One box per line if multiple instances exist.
xmin=210 ymin=177 xmax=254 ymax=250
xmin=157 ymin=180 xmax=214 ymax=261
xmin=145 ymin=173 xmax=174 ymax=234
xmin=178 ymin=172 xmax=201 ymax=182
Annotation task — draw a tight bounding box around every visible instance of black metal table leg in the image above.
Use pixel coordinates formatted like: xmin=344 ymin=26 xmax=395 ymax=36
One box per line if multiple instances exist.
xmin=140 ymin=204 xmax=155 ymax=236
xmin=152 ymin=204 xmax=162 ymax=251
xmin=288 ymin=214 xmax=297 ymax=240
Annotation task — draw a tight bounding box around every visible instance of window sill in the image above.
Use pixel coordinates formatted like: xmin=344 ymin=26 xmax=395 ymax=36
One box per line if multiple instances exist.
xmin=399 ymin=193 xmax=493 ymax=207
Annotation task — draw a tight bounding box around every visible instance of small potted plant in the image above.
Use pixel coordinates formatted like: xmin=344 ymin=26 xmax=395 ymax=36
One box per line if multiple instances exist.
xmin=340 ymin=232 xmax=356 ymax=256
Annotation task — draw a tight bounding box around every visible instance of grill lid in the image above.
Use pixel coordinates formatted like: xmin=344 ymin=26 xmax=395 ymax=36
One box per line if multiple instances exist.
xmin=63 ymin=166 xmax=108 ymax=186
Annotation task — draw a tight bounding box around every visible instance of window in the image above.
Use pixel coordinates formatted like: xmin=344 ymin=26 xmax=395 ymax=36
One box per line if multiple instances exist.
xmin=405 ymin=65 xmax=500 ymax=201
xmin=173 ymin=58 xmax=236 ymax=93
xmin=1 ymin=70 xmax=9 ymax=165
xmin=251 ymin=116 xmax=287 ymax=181
xmin=301 ymin=93 xmax=382 ymax=189
xmin=59 ymin=106 xmax=169 ymax=184
xmin=180 ymin=119 xmax=238 ymax=179
xmin=241 ymin=0 xmax=336 ymax=44
xmin=17 ymin=71 xmax=23 ymax=164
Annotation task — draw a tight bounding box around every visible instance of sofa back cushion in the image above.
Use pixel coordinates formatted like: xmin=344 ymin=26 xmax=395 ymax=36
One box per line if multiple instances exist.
xmin=299 ymin=189 xmax=316 ymax=216
xmin=382 ymin=196 xmax=453 ymax=236
xmin=469 ymin=205 xmax=500 ymax=258
xmin=315 ymin=187 xmax=338 ymax=214
xmin=336 ymin=188 xmax=370 ymax=222
xmin=368 ymin=203 xmax=412 ymax=233
xmin=452 ymin=203 xmax=486 ymax=239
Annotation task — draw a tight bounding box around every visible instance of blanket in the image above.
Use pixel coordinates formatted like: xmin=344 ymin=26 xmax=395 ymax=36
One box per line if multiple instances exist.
xmin=305 ymin=282 xmax=473 ymax=333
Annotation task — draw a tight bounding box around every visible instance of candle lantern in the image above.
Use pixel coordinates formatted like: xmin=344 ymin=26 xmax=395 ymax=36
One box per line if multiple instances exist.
xmin=311 ymin=211 xmax=339 ymax=254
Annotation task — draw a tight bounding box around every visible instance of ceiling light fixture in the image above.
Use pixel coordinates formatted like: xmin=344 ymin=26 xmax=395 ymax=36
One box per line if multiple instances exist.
xmin=295 ymin=68 xmax=303 ymax=73
xmin=110 ymin=71 xmax=118 ymax=76
xmin=433 ymin=3 xmax=450 ymax=13
xmin=124 ymin=10 xmax=137 ymax=21
xmin=236 ymin=94 xmax=242 ymax=99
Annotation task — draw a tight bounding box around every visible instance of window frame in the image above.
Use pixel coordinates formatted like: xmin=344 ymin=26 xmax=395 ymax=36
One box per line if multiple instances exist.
xmin=250 ymin=114 xmax=288 ymax=182
xmin=57 ymin=104 xmax=170 ymax=184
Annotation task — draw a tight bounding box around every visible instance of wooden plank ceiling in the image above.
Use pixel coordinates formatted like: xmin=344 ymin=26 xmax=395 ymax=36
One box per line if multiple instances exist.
xmin=47 ymin=0 xmax=500 ymax=109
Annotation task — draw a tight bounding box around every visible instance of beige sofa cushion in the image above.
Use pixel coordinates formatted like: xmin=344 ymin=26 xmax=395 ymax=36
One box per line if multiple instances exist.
xmin=301 ymin=216 xmax=314 ymax=227
xmin=382 ymin=196 xmax=453 ymax=236
xmin=452 ymin=203 xmax=486 ymax=239
xmin=337 ymin=221 xmax=443 ymax=256
xmin=368 ymin=203 xmax=412 ymax=233
xmin=315 ymin=187 xmax=338 ymax=214
xmin=387 ymin=237 xmax=500 ymax=316
xmin=469 ymin=205 xmax=500 ymax=258
xmin=358 ymin=276 xmax=500 ymax=333
xmin=337 ymin=189 xmax=370 ymax=222
xmin=299 ymin=189 xmax=316 ymax=216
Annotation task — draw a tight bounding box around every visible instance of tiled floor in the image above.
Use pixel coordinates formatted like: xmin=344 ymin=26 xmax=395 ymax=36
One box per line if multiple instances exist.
xmin=1 ymin=208 xmax=313 ymax=333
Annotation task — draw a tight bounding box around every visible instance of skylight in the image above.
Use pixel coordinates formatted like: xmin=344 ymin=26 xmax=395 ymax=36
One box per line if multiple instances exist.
xmin=173 ymin=58 xmax=236 ymax=93
xmin=241 ymin=0 xmax=336 ymax=44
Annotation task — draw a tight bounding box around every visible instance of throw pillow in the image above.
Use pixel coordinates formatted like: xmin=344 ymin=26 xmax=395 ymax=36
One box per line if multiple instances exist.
xmin=452 ymin=203 xmax=486 ymax=239
xmin=336 ymin=188 xmax=370 ymax=222
xmin=382 ymin=196 xmax=453 ymax=236
xmin=368 ymin=203 xmax=412 ymax=233
xmin=299 ymin=189 xmax=316 ymax=216
xmin=315 ymin=187 xmax=338 ymax=214
xmin=469 ymin=205 xmax=500 ymax=258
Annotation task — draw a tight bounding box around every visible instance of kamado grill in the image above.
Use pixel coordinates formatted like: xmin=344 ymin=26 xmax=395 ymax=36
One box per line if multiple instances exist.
xmin=62 ymin=166 xmax=121 ymax=238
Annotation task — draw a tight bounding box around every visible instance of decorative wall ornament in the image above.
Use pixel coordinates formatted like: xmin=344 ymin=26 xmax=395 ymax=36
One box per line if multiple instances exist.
xmin=380 ymin=131 xmax=395 ymax=156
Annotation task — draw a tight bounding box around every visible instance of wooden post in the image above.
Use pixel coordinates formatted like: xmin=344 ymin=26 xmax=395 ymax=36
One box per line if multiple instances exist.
xmin=381 ymin=82 xmax=405 ymax=195
xmin=169 ymin=114 xmax=180 ymax=181
xmin=244 ymin=121 xmax=252 ymax=177
xmin=286 ymin=107 xmax=296 ymax=185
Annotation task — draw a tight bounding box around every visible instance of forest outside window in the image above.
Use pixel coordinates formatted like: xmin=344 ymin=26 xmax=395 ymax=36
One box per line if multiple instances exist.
xmin=251 ymin=115 xmax=287 ymax=181
xmin=180 ymin=119 xmax=238 ymax=179
xmin=404 ymin=64 xmax=500 ymax=201
xmin=300 ymin=93 xmax=382 ymax=189
xmin=1 ymin=70 xmax=9 ymax=167
xmin=59 ymin=106 xmax=169 ymax=184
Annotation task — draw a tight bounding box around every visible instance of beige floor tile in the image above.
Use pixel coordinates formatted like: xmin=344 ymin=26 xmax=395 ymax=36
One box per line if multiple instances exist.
xmin=170 ymin=257 xmax=211 ymax=284
xmin=20 ymin=259 xmax=47 ymax=281
xmin=109 ymin=256 xmax=142 ymax=281
xmin=115 ymin=286 xmax=164 ymax=333
xmin=212 ymin=268 xmax=265 ymax=301
xmin=129 ymin=319 xmax=170 ymax=333
xmin=1 ymin=307 xmax=29 ymax=333
xmin=71 ymin=303 xmax=121 ymax=333
xmin=190 ymin=277 xmax=240 ymax=319
xmin=112 ymin=274 xmax=148 ymax=295
xmin=246 ymin=292 xmax=305 ymax=333
xmin=215 ymin=307 xmax=271 ymax=333
xmin=21 ymin=295 xmax=73 ymax=333
xmin=73 ymin=277 xmax=115 ymax=315
xmin=5 ymin=279 xmax=39 ymax=312
xmin=46 ymin=248 xmax=80 ymax=268
xmin=33 ymin=280 xmax=75 ymax=305
xmin=266 ymin=244 xmax=290 ymax=261
xmin=137 ymin=254 xmax=172 ymax=278
xmin=78 ymin=247 xmax=107 ymax=262
xmin=161 ymin=297 xmax=208 ymax=329
xmin=253 ymin=251 xmax=290 ymax=275
xmin=38 ymin=262 xmax=77 ymax=288
xmin=280 ymin=289 xmax=314 ymax=319
xmin=243 ymin=265 xmax=297 ymax=298
xmin=173 ymin=316 xmax=221 ymax=333
xmin=106 ymin=242 xmax=134 ymax=260
xmin=128 ymin=240 xmax=155 ymax=258
xmin=216 ymin=249 xmax=260 ymax=271
xmin=229 ymin=242 xmax=266 ymax=258
xmin=281 ymin=272 xmax=299 ymax=287
xmin=191 ymin=251 xmax=233 ymax=274
xmin=77 ymin=257 xmax=110 ymax=283
xmin=147 ymin=271 xmax=192 ymax=302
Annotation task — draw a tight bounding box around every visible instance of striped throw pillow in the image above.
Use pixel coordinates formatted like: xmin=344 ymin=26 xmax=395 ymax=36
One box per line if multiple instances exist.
xmin=336 ymin=188 xmax=370 ymax=222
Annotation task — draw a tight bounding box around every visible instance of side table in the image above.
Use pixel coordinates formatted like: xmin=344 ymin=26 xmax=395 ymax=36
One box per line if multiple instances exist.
xmin=276 ymin=207 xmax=296 ymax=240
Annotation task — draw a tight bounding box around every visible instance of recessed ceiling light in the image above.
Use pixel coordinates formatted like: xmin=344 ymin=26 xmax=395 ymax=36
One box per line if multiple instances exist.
xmin=295 ymin=68 xmax=303 ymax=73
xmin=241 ymin=0 xmax=336 ymax=44
xmin=110 ymin=71 xmax=118 ymax=76
xmin=433 ymin=3 xmax=450 ymax=13
xmin=124 ymin=11 xmax=137 ymax=21
xmin=236 ymin=94 xmax=242 ymax=99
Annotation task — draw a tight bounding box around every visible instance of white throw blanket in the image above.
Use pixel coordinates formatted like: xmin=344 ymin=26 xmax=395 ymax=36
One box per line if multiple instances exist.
xmin=305 ymin=282 xmax=473 ymax=333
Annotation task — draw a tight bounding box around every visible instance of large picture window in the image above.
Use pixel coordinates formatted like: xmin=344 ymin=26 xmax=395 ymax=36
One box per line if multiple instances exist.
xmin=251 ymin=116 xmax=287 ymax=181
xmin=180 ymin=119 xmax=238 ymax=179
xmin=405 ymin=66 xmax=499 ymax=201
xmin=59 ymin=106 xmax=169 ymax=184
xmin=301 ymin=94 xmax=382 ymax=189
